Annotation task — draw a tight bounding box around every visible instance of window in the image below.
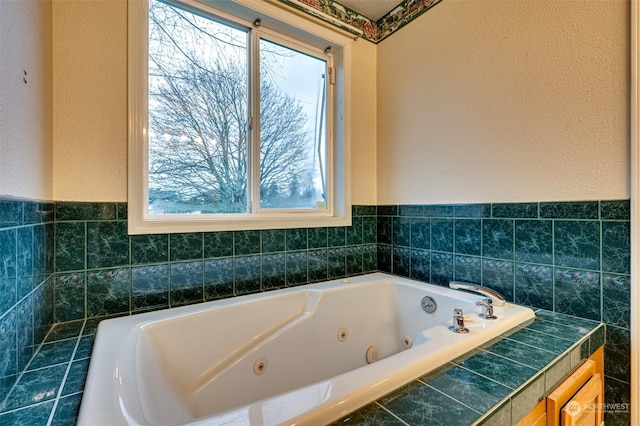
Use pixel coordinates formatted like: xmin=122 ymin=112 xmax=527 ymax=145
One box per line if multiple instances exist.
xmin=128 ymin=0 xmax=352 ymax=233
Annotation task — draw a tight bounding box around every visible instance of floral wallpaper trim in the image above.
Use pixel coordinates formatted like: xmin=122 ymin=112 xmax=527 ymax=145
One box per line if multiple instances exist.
xmin=276 ymin=0 xmax=443 ymax=43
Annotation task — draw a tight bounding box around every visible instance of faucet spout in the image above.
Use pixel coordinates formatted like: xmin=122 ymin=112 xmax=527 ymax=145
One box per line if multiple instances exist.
xmin=448 ymin=281 xmax=506 ymax=307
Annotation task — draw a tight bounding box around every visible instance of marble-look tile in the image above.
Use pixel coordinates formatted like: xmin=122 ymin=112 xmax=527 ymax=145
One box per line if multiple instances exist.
xmin=362 ymin=244 xmax=377 ymax=273
xmin=378 ymin=381 xmax=480 ymax=425
xmin=554 ymin=221 xmax=600 ymax=270
xmin=377 ymin=245 xmax=392 ymax=274
xmin=605 ymin=326 xmax=630 ymax=383
xmin=308 ymin=249 xmax=328 ymax=283
xmin=231 ymin=230 xmax=260 ymax=255
xmin=514 ymin=220 xmax=552 ymax=264
xmin=261 ymin=229 xmax=285 ymax=253
xmin=603 ymin=273 xmax=630 ymax=328
xmin=51 ymin=393 xmax=83 ymax=426
xmin=422 ymin=364 xmax=511 ymax=413
xmin=17 ymin=276 xmax=36 ymax=303
xmin=600 ymin=200 xmax=630 ymax=220
xmin=430 ymin=252 xmax=453 ymax=286
xmin=589 ymin=324 xmax=606 ymax=353
xmin=33 ymin=278 xmax=55 ymax=344
xmin=86 ymin=268 xmax=131 ymax=317
xmin=505 ymin=328 xmax=574 ymax=355
xmin=54 ymin=223 xmax=85 ymax=272
xmin=330 ymin=401 xmax=405 ymax=425
xmin=526 ymin=317 xmax=592 ymax=342
xmin=169 ymin=261 xmax=204 ymax=306
xmin=170 ymin=233 xmax=203 ymax=261
xmin=601 ymin=221 xmax=630 ymax=274
xmin=0 ymin=278 xmax=16 ymax=318
xmin=570 ymin=338 xmax=590 ymax=369
xmin=0 ymin=309 xmax=18 ymax=384
xmin=131 ymin=265 xmax=169 ymax=311
xmin=328 ymin=247 xmax=347 ymax=279
xmin=308 ymin=228 xmax=328 ymax=249
xmin=430 ymin=219 xmax=453 ymax=253
xmin=203 ymin=231 xmax=234 ymax=258
xmin=377 ymin=217 xmax=392 ymax=245
xmin=87 ymin=221 xmax=129 ymax=269
xmin=491 ymin=203 xmax=538 ymax=218
xmin=392 ymin=247 xmax=410 ymax=278
xmin=422 ymin=205 xmax=453 ymax=217
xmin=539 ymin=201 xmax=599 ymax=219
xmin=398 ymin=205 xmax=423 ymax=217
xmin=409 ymin=218 xmax=430 ymax=250
xmin=54 ymin=273 xmax=85 ymax=322
xmin=17 ymin=226 xmax=34 ymax=279
xmin=329 ymin=226 xmax=347 ymax=247
xmin=285 ymin=228 xmax=307 ymax=251
xmin=0 ymin=401 xmax=55 ymax=425
xmin=286 ymin=251 xmax=307 ymax=285
xmin=475 ymin=400 xmax=510 ymax=426
xmin=362 ymin=217 xmax=377 ymax=245
xmin=453 ymin=349 xmax=537 ymax=389
xmin=554 ymin=268 xmax=601 ymax=321
xmin=410 ymin=249 xmax=429 ymax=283
xmin=544 ymin=354 xmax=571 ymax=395
xmin=377 ymin=205 xmax=398 ymax=216
xmin=392 ymin=217 xmax=410 ymax=248
xmin=2 ymin=364 xmax=66 ymax=411
xmin=533 ymin=310 xmax=600 ymax=331
xmin=234 ymin=255 xmax=261 ymax=294
xmin=604 ymin=377 xmax=631 ymax=426
xmin=0 ymin=201 xmax=24 ymax=228
xmin=454 ymin=219 xmax=481 ymax=256
xmin=73 ymin=335 xmax=94 ymax=360
xmin=346 ymin=246 xmax=363 ymax=276
xmin=346 ymin=217 xmax=363 ymax=246
xmin=24 ymin=202 xmax=54 ymax=225
xmin=454 ymin=255 xmax=481 ymax=284
xmin=481 ymin=259 xmax=514 ymax=302
xmin=44 ymin=320 xmax=83 ymax=343
xmin=511 ymin=373 xmax=544 ymax=423
xmin=514 ymin=264 xmax=553 ymax=310
xmin=16 ymin=298 xmax=34 ymax=372
xmin=56 ymin=202 xmax=116 ymax=221
xmin=61 ymin=359 xmax=89 ymax=396
xmin=454 ymin=204 xmax=491 ymax=218
xmin=261 ymin=253 xmax=286 ymax=289
xmin=130 ymin=234 xmax=168 ymax=265
xmin=0 ymin=228 xmax=17 ymax=279
xmin=482 ymin=219 xmax=513 ymax=260
xmin=27 ymin=339 xmax=76 ymax=371
xmin=33 ymin=225 xmax=48 ymax=277
xmin=481 ymin=339 xmax=556 ymax=370
xmin=354 ymin=205 xmax=376 ymax=217
xmin=116 ymin=203 xmax=128 ymax=221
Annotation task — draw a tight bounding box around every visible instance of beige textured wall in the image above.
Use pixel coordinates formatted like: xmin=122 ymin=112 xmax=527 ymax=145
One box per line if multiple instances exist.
xmin=0 ymin=0 xmax=53 ymax=200
xmin=52 ymin=0 xmax=128 ymax=202
xmin=51 ymin=0 xmax=378 ymax=204
xmin=377 ymin=0 xmax=630 ymax=204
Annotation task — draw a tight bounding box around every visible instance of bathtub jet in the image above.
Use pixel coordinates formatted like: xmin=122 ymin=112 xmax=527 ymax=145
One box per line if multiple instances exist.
xmin=77 ymin=273 xmax=534 ymax=426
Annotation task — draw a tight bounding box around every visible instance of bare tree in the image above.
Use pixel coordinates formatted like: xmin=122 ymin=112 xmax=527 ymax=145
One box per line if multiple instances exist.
xmin=148 ymin=0 xmax=314 ymax=213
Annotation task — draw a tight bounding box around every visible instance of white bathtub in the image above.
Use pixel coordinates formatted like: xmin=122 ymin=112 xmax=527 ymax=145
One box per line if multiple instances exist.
xmin=78 ymin=273 xmax=534 ymax=426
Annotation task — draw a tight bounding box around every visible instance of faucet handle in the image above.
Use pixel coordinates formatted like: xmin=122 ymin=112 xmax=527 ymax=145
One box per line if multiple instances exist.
xmin=477 ymin=298 xmax=497 ymax=320
xmin=449 ymin=308 xmax=469 ymax=334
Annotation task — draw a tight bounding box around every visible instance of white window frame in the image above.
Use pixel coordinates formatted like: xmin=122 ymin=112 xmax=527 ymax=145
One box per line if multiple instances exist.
xmin=128 ymin=0 xmax=352 ymax=234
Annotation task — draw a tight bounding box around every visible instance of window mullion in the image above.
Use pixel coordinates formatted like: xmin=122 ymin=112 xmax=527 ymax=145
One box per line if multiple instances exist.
xmin=248 ymin=29 xmax=262 ymax=214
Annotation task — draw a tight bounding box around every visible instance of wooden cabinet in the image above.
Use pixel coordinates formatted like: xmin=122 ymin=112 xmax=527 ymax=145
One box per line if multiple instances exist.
xmin=516 ymin=347 xmax=604 ymax=426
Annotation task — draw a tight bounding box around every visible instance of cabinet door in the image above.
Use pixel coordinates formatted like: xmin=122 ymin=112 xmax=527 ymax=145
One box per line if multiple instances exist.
xmin=547 ymin=359 xmax=597 ymax=426
xmin=560 ymin=373 xmax=603 ymax=426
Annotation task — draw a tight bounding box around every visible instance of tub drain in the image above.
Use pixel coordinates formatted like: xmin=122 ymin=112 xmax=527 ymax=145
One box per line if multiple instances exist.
xmin=365 ymin=345 xmax=379 ymax=364
xmin=253 ymin=358 xmax=268 ymax=375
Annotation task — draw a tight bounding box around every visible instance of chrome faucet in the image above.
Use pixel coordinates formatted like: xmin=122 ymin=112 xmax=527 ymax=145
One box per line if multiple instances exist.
xmin=449 ymin=281 xmax=506 ymax=307
xmin=476 ymin=298 xmax=497 ymax=319
xmin=449 ymin=308 xmax=469 ymax=334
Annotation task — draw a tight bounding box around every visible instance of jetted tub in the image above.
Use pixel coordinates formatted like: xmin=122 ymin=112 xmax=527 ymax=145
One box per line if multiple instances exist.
xmin=78 ymin=273 xmax=535 ymax=426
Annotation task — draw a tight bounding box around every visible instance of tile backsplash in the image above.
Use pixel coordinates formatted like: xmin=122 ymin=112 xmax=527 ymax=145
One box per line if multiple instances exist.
xmin=376 ymin=200 xmax=631 ymax=423
xmin=0 ymin=198 xmax=631 ymax=422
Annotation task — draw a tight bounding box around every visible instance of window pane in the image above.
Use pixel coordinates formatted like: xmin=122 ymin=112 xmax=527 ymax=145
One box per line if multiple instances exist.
xmin=148 ymin=0 xmax=249 ymax=214
xmin=259 ymin=39 xmax=327 ymax=210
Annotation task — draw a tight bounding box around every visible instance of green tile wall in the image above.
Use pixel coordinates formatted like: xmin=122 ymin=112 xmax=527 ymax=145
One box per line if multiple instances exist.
xmin=376 ymin=200 xmax=631 ymax=425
